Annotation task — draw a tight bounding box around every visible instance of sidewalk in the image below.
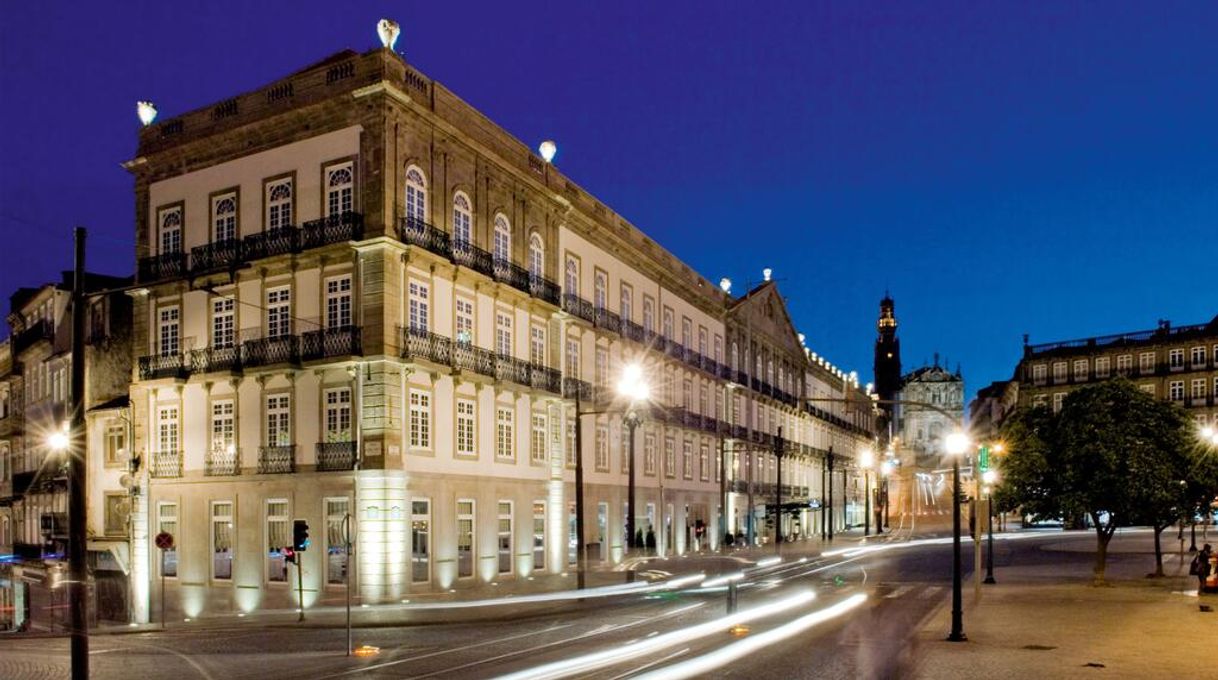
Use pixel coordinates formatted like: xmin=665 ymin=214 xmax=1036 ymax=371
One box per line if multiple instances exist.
xmin=913 ymin=531 xmax=1217 ymax=679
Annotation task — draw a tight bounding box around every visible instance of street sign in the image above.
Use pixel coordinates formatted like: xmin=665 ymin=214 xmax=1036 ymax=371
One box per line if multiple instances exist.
xmin=978 ymin=445 xmax=990 ymax=472
xmin=155 ymin=531 xmax=174 ymax=550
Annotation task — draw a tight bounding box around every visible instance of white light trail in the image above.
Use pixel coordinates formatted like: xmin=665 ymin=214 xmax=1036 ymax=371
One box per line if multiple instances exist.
xmin=494 ymin=590 xmax=817 ymax=680
xmin=632 ymin=593 xmax=869 ymax=680
xmin=399 ymin=573 xmax=704 ymax=610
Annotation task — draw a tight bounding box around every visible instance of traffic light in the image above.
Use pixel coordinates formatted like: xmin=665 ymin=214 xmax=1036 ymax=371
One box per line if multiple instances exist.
xmin=283 ymin=547 xmax=296 ymax=564
xmin=293 ymin=519 xmax=310 ymax=551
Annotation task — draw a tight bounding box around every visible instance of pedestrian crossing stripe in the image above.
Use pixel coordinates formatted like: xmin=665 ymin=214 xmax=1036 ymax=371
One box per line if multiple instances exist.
xmin=884 ymin=585 xmax=915 ymax=599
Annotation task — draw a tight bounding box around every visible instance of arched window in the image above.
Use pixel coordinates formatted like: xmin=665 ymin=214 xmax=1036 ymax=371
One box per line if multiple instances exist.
xmin=212 ymin=195 xmax=236 ymax=242
xmin=266 ymin=179 xmax=293 ymax=231
xmin=404 ymin=166 xmax=427 ymax=224
xmin=326 ymin=163 xmax=354 ymax=217
xmin=160 ymin=207 xmax=182 ymax=254
xmin=730 ymin=342 xmax=738 ymax=371
xmin=493 ymin=214 xmax=511 ymax=265
xmin=528 ymin=233 xmax=544 ymax=280
xmin=564 ymin=257 xmax=579 ymax=297
xmin=452 ymin=192 xmax=472 ymax=250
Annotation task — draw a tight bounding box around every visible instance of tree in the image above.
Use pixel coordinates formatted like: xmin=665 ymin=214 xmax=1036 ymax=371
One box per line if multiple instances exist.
xmin=1000 ymin=379 xmax=1194 ymax=585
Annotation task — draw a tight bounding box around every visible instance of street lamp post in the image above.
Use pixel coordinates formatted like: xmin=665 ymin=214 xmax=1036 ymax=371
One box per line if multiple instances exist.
xmin=617 ymin=364 xmax=650 ymax=560
xmin=880 ymin=458 xmax=894 ymax=534
xmin=946 ymin=431 xmax=969 ymax=642
xmin=624 ymin=410 xmax=641 ymax=553
xmin=983 ymin=469 xmax=998 ymax=584
xmin=860 ymin=448 xmax=874 ymax=537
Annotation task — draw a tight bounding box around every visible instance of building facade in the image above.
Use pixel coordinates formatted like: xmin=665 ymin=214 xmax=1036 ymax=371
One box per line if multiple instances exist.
xmin=117 ymin=36 xmax=876 ymax=621
xmin=1015 ymin=317 xmax=1218 ymax=425
xmin=0 ymin=274 xmax=133 ymax=631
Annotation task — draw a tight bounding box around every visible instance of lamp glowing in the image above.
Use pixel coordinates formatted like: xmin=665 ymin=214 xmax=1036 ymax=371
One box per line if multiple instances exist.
xmin=1203 ymin=426 xmax=1215 ymax=440
xmin=945 ymin=431 xmax=969 ymax=456
xmin=617 ymin=363 xmax=650 ymax=402
xmin=982 ymin=469 xmax=998 ymax=485
xmin=859 ymin=448 xmax=874 ymax=469
xmin=763 ymin=268 xmax=772 ymax=282
xmin=719 ymin=277 xmax=732 ymax=293
xmin=377 ymin=19 xmax=401 ymax=50
xmin=538 ymin=140 xmax=557 ymax=163
xmin=48 ymin=430 xmax=69 ymax=452
xmin=137 ymin=101 xmax=157 ymax=127
xmin=880 ymin=460 xmax=894 ymax=476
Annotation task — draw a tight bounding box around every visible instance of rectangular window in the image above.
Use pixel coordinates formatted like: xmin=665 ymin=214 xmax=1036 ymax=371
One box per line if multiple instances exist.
xmin=211 ymin=400 xmax=235 ymax=454
xmin=455 ymin=298 xmax=474 ymax=344
xmin=532 ymin=501 xmax=546 ymax=572
xmin=714 ymin=336 xmax=722 ymax=364
xmin=325 ymin=162 xmax=354 ymax=217
xmin=531 ymin=413 xmax=547 ymax=463
xmin=104 ymin=493 xmax=127 ymax=535
xmin=1191 ymin=346 xmax=1207 ymax=368
xmin=325 ymin=276 xmax=352 ymax=329
xmin=457 ymin=500 xmax=475 ymax=579
xmin=496 ymin=312 xmax=513 ymax=357
xmin=105 ymin=421 xmax=126 ymax=466
xmin=665 ymin=438 xmax=676 ymax=478
xmin=1169 ymin=349 xmax=1184 ymax=370
xmin=408 ymin=280 xmax=429 ymax=333
xmin=698 ymin=327 xmax=707 ymax=357
xmin=662 ymin=307 xmax=674 ymax=340
xmin=1116 ymin=354 xmax=1132 ymax=374
xmin=620 ymin=284 xmax=633 ymax=322
xmin=1052 ymin=362 xmax=1066 ymax=382
xmin=326 ymin=498 xmax=350 ymax=585
xmin=412 ymin=499 xmax=431 ymax=583
xmin=496 ymin=407 xmax=514 ymax=460
xmin=1169 ymin=381 xmax=1184 ymax=401
xmin=212 ymin=297 xmax=235 ymax=348
xmin=699 ymin=443 xmax=710 ymax=481
xmin=644 ymin=433 xmax=656 ymax=476
xmin=457 ymin=399 xmax=476 ymax=456
xmin=682 ymin=440 xmax=693 ymax=479
xmin=566 ymin=339 xmax=580 ymax=379
xmin=1073 ymin=359 xmax=1088 ymax=380
xmin=266 ymin=394 xmax=291 ymax=446
xmin=266 ymin=177 xmax=293 ymax=230
xmin=498 ymin=501 xmax=513 ymax=575
xmin=1095 ymin=357 xmax=1110 ymax=379
xmin=410 ymin=390 xmax=431 ymax=448
xmin=158 ymin=406 xmax=179 ymax=453
xmin=594 ymin=271 xmax=607 ymax=311
xmin=643 ymin=297 xmax=655 ymax=335
xmin=1140 ymin=383 xmax=1155 ymax=396
xmin=530 ymin=325 xmax=545 ymax=365
xmin=325 ymin=388 xmax=352 ymax=441
xmin=1139 ymin=352 xmax=1155 ymax=374
xmin=212 ymin=501 xmax=233 ymax=581
xmin=1191 ymin=379 xmax=1205 ymax=399
xmin=595 ymin=425 xmax=609 ymax=471
xmin=566 ymin=416 xmax=576 ymax=468
xmin=266 ymin=499 xmax=289 ymax=583
xmin=266 ymin=287 xmax=291 ymax=339
xmin=158 ymin=503 xmax=178 ymax=577
xmin=681 ymin=318 xmax=692 ymax=348
xmin=158 ymin=306 xmax=180 ymax=356
xmin=595 ymin=347 xmax=609 ymax=388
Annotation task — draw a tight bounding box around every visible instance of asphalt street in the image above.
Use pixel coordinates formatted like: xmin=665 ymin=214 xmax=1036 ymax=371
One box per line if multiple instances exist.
xmin=0 ymin=531 xmax=1084 ymax=680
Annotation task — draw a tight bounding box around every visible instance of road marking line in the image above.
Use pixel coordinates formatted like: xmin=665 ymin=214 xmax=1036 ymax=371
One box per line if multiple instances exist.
xmin=884 ymin=585 xmax=914 ymax=599
xmin=918 ymin=586 xmax=943 ymax=600
xmin=606 ymin=647 xmax=690 ymax=680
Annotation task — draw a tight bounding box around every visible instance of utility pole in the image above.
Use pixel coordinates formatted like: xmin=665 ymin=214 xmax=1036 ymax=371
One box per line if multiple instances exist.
xmin=574 ymin=392 xmax=587 ymax=589
xmin=774 ymin=427 xmax=784 ymax=550
xmin=827 ymin=447 xmax=835 ymax=541
xmin=68 ymin=227 xmax=89 ymax=680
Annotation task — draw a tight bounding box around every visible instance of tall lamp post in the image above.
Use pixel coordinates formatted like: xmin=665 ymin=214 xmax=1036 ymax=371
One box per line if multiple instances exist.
xmin=879 ymin=458 xmax=894 ymax=533
xmin=618 ymin=365 xmax=650 ymax=556
xmin=945 ymin=430 xmax=970 ymax=642
xmin=982 ymin=469 xmax=998 ymax=584
xmin=860 ymin=448 xmax=874 ymax=537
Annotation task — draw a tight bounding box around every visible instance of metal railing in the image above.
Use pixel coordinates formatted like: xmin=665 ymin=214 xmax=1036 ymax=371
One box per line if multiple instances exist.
xmin=205 ymin=448 xmax=241 ymax=476
xmin=242 ymin=225 xmax=299 ymax=260
xmin=191 ymin=238 xmax=243 ymax=272
xmin=138 ymin=353 xmax=190 ymax=380
xmin=301 ymin=325 xmax=362 ymax=361
xmin=300 ymin=212 xmax=364 ymax=249
xmin=191 ymin=345 xmax=241 ymax=374
xmin=258 ymin=445 xmax=296 ymax=474
xmin=138 ymin=252 xmax=188 ymax=283
xmin=243 ymin=335 xmax=299 ymax=368
xmin=316 ymin=441 xmax=357 ymax=471
xmin=151 ymin=450 xmax=183 ymax=478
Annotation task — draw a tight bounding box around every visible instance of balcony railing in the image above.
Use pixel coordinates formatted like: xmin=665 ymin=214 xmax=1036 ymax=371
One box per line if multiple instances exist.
xmin=562 ymin=294 xmax=596 ymax=323
xmin=301 ymin=325 xmax=362 ymax=361
xmin=242 ymin=225 xmax=299 ymax=260
xmin=301 ymin=212 xmax=364 ymax=249
xmin=317 ymin=441 xmax=357 ymax=471
xmin=399 ymin=216 xmax=452 ymax=257
xmin=138 ymin=252 xmax=188 ymax=283
xmin=151 ymin=450 xmax=183 ymax=478
xmin=243 ymin=335 xmax=299 ymax=368
xmin=191 ymin=238 xmax=243 ymax=273
xmin=191 ymin=344 xmax=242 ymax=374
xmin=594 ymin=308 xmax=622 ymax=333
xmin=494 ymin=353 xmax=533 ymax=385
xmin=258 ymin=445 xmax=296 ymax=474
xmin=401 ymin=327 xmax=453 ymax=365
xmin=399 ymin=327 xmax=562 ymax=396
xmin=528 ymin=275 xmax=561 ymax=306
xmin=139 ymin=353 xmax=190 ymax=380
xmin=205 ymin=448 xmax=241 ymax=476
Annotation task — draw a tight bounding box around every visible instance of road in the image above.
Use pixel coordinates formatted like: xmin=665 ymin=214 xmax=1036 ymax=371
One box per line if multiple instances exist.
xmin=0 ymin=531 xmax=1083 ymax=679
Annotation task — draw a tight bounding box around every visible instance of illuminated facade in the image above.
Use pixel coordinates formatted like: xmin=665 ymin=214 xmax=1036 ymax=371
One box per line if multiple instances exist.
xmin=119 ymin=37 xmax=876 ymax=621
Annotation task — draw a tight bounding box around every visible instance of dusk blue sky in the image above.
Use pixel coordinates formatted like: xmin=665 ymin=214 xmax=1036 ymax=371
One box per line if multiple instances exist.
xmin=2 ymin=2 xmax=1215 ymax=398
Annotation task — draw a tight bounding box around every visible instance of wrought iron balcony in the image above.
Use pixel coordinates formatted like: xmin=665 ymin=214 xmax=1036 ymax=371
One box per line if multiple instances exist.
xmin=205 ymin=447 xmax=241 ymax=476
xmin=595 ymin=308 xmax=622 ymax=333
xmin=138 ymin=353 xmax=190 ymax=380
xmin=400 ymin=326 xmax=453 ymax=365
xmin=242 ymin=225 xmax=299 ymax=260
xmin=138 ymin=252 xmax=188 ymax=283
xmin=622 ymin=319 xmax=647 ymax=344
xmin=528 ymin=275 xmax=561 ymax=306
xmin=562 ymin=377 xmax=595 ymax=402
xmin=151 ymin=450 xmax=183 ymax=478
xmin=191 ymin=238 xmax=243 ymax=273
xmin=562 ymin=293 xmax=596 ymax=323
xmin=301 ymin=212 xmax=364 ymax=249
xmin=452 ymin=241 xmax=495 ymax=278
xmin=243 ymin=334 xmax=299 ymax=368
xmin=494 ymin=353 xmax=533 ymax=385
xmin=454 ymin=342 xmax=496 ymax=375
xmin=190 ymin=345 xmax=242 ymax=374
xmin=301 ymin=325 xmax=362 ymax=361
xmin=316 ymin=441 xmax=357 ymax=471
xmin=529 ymin=365 xmax=563 ymax=394
xmin=399 ymin=216 xmax=452 ymax=257
xmin=258 ymin=445 xmax=296 ymax=474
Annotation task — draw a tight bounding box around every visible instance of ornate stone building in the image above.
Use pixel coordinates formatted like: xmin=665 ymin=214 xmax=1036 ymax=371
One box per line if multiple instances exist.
xmin=112 ymin=27 xmax=877 ymax=621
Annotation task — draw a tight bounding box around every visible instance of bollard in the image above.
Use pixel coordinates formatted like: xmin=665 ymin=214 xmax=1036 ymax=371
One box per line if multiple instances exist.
xmin=727 ymin=580 xmax=738 ymax=614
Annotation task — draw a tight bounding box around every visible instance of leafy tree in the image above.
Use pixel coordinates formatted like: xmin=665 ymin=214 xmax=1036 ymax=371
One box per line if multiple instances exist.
xmin=999 ymin=378 xmax=1196 ymax=585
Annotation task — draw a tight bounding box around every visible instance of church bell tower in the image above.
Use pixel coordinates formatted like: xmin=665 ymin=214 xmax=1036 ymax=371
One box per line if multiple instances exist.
xmin=874 ymin=294 xmax=902 ymax=433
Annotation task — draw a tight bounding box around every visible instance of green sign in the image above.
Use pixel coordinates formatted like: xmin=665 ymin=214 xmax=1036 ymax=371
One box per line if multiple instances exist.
xmin=978 ymin=445 xmax=990 ymax=472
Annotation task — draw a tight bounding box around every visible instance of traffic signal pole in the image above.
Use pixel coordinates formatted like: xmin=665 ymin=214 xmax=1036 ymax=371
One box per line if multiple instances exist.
xmin=68 ymin=228 xmax=89 ymax=680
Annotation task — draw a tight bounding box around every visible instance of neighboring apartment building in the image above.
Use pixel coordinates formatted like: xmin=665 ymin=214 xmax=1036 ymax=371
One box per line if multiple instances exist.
xmin=121 ymin=30 xmax=876 ymax=621
xmin=1016 ymin=317 xmax=1218 ymax=425
xmin=967 ymin=379 xmax=1018 ymax=446
xmin=0 ymin=273 xmax=133 ymax=631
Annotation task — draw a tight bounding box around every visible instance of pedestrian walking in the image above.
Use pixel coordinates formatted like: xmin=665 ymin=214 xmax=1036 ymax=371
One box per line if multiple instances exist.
xmin=1191 ymin=543 xmax=1212 ymax=594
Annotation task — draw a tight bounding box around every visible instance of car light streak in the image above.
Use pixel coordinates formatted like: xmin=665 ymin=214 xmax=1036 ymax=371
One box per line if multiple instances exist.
xmin=632 ymin=593 xmax=869 ymax=680
xmin=700 ymin=572 xmax=744 ymax=589
xmin=398 ymin=573 xmax=705 ymax=610
xmin=494 ymin=590 xmax=817 ymax=680
xmin=755 ymin=556 xmax=782 ymax=568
